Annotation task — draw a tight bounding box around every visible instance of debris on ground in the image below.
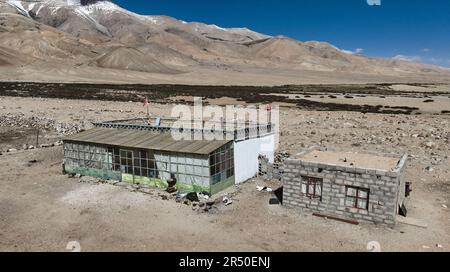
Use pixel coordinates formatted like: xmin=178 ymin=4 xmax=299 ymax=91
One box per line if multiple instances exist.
xmin=166 ymin=178 xmax=177 ymax=193
xmin=166 ymin=186 xmax=177 ymax=193
xmin=186 ymin=192 xmax=200 ymax=202
xmin=175 ymin=192 xmax=188 ymax=202
xmin=27 ymin=159 xmax=38 ymax=166
xmin=269 ymin=197 xmax=280 ymax=205
xmin=160 ymin=195 xmax=169 ymax=201
xmin=223 ymin=196 xmax=233 ymax=206
xmin=198 ymin=192 xmax=210 ymax=200
xmin=257 ymin=186 xmax=273 ymax=192
xmin=436 ymin=244 xmax=444 ymax=248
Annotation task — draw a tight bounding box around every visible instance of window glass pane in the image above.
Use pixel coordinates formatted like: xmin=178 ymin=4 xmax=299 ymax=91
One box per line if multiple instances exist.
xmin=358 ymin=190 xmax=368 ymax=199
xmin=202 ymin=167 xmax=209 ymax=177
xmin=358 ymin=199 xmax=368 ymax=210
xmin=186 ymin=165 xmax=193 ymax=174
xmin=202 ymin=158 xmax=209 ymax=167
xmin=178 ymin=155 xmax=186 ymax=164
xmin=226 ymin=169 xmax=231 ymax=178
xmin=308 ymin=184 xmax=314 ymax=195
xmin=178 ymin=164 xmax=185 ymax=173
xmin=186 ymin=157 xmax=193 ymax=165
xmin=193 ymin=166 xmax=201 ymax=175
xmin=301 ymin=184 xmax=307 ymax=194
xmin=315 ymin=185 xmax=322 ymax=196
xmin=347 ymin=187 xmax=357 ymax=197
xmin=345 ymin=198 xmax=355 ymax=207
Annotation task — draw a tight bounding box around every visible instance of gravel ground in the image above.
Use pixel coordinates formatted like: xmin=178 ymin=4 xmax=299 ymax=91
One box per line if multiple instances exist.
xmin=0 ymin=96 xmax=449 ymax=252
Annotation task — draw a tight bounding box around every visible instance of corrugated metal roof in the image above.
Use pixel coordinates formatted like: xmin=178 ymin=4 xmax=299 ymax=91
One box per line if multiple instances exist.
xmin=63 ymin=128 xmax=231 ymax=155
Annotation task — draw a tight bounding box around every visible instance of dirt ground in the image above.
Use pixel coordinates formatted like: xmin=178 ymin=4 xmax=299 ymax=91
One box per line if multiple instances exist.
xmin=0 ymin=94 xmax=449 ymax=252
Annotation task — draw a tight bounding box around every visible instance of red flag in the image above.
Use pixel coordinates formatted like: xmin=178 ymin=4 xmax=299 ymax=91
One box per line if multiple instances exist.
xmin=265 ymin=103 xmax=272 ymax=112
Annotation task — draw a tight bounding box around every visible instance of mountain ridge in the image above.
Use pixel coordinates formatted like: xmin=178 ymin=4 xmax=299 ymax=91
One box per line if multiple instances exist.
xmin=1 ymin=0 xmax=449 ymax=85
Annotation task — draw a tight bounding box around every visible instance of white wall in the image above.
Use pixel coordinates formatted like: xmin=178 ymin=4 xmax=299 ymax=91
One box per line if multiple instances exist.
xmin=234 ymin=134 xmax=275 ymax=184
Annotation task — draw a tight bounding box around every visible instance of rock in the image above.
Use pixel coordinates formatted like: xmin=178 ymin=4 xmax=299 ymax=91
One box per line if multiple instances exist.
xmin=436 ymin=244 xmax=443 ymax=248
xmin=223 ymin=196 xmax=233 ymax=206
xmin=425 ymin=166 xmax=434 ymax=172
xmin=28 ymin=145 xmax=35 ymax=150
xmin=424 ymin=141 xmax=435 ymax=148
xmin=442 ymin=204 xmax=448 ymax=209
xmin=80 ymin=176 xmax=97 ymax=183
xmin=7 ymin=148 xmax=17 ymax=153
xmin=139 ymin=188 xmax=153 ymax=194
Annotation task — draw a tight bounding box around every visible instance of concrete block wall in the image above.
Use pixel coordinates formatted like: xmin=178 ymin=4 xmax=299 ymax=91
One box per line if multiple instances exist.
xmin=258 ymin=155 xmax=283 ymax=181
xmin=282 ymin=150 xmax=408 ymax=226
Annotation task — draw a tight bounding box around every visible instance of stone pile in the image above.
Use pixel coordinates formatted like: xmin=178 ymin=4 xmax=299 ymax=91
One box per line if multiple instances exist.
xmin=0 ymin=113 xmax=85 ymax=135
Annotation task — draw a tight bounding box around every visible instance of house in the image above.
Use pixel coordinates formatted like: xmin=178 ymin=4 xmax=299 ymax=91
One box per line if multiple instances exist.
xmin=282 ymin=147 xmax=408 ymax=225
xmin=62 ymin=117 xmax=275 ymax=195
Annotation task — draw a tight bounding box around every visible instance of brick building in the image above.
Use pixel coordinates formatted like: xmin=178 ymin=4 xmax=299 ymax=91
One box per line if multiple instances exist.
xmin=282 ymin=147 xmax=408 ymax=226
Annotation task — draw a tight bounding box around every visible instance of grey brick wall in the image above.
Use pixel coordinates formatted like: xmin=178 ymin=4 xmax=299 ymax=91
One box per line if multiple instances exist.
xmin=282 ymin=152 xmax=408 ymax=226
xmin=259 ymin=156 xmax=283 ymax=181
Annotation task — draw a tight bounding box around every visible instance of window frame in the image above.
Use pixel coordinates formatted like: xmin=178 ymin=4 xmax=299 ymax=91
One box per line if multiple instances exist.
xmin=345 ymin=186 xmax=370 ymax=210
xmin=300 ymin=176 xmax=323 ymax=201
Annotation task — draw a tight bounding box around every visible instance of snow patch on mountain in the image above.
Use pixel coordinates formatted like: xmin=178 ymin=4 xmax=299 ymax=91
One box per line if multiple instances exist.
xmin=6 ymin=0 xmax=30 ymax=17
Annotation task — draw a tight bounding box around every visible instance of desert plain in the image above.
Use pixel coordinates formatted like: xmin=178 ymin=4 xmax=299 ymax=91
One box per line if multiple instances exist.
xmin=0 ymin=82 xmax=449 ymax=252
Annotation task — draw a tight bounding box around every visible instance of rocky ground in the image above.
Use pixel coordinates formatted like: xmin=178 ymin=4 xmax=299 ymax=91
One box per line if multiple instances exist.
xmin=0 ymin=95 xmax=449 ymax=252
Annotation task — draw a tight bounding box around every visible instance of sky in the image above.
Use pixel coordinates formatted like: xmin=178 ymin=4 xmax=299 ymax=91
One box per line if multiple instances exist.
xmin=112 ymin=0 xmax=450 ymax=68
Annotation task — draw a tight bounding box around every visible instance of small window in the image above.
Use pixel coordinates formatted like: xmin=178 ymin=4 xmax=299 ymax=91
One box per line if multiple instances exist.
xmin=345 ymin=186 xmax=369 ymax=210
xmin=301 ymin=176 xmax=323 ymax=201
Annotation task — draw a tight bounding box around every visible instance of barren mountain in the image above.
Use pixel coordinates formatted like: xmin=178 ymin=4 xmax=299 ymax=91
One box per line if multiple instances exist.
xmin=0 ymin=0 xmax=449 ymax=85
xmin=94 ymin=46 xmax=181 ymax=74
